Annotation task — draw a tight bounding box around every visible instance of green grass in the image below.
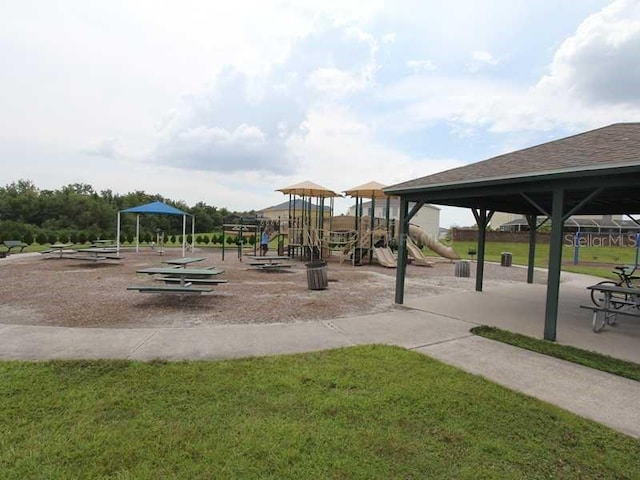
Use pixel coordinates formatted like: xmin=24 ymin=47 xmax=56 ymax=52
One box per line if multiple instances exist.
xmin=449 ymin=240 xmax=637 ymax=279
xmin=472 ymin=326 xmax=640 ymax=382
xmin=1 ymin=346 xmax=639 ymax=479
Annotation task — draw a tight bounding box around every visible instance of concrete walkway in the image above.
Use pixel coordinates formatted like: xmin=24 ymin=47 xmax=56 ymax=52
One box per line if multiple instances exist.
xmin=1 ymin=298 xmax=639 ymax=438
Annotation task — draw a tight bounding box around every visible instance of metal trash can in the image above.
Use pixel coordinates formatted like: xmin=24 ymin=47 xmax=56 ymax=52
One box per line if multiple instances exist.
xmin=454 ymin=260 xmax=470 ymax=278
xmin=306 ymin=261 xmax=328 ymax=290
xmin=500 ymin=252 xmax=512 ymax=267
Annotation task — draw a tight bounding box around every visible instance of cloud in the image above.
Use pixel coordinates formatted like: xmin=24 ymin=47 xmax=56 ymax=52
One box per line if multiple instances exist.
xmin=406 ymin=59 xmax=437 ymax=72
xmin=537 ymin=0 xmax=640 ymax=106
xmin=466 ymin=50 xmax=500 ymax=72
xmin=81 ymin=138 xmax=119 ymax=159
xmin=154 ymin=26 xmax=378 ymax=174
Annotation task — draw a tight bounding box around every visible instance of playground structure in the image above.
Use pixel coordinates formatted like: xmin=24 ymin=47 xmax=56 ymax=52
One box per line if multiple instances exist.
xmin=220 ymin=217 xmax=284 ymax=261
xmin=273 ymin=180 xmax=459 ymax=267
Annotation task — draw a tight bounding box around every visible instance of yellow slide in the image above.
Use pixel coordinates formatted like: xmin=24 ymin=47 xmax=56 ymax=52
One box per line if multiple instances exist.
xmin=374 ymin=247 xmax=397 ymax=268
xmin=408 ymin=225 xmax=459 ymax=261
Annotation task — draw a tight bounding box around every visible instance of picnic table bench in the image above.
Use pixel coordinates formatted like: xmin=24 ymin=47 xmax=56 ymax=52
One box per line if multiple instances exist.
xmin=127 ymin=285 xmax=214 ymax=294
xmin=3 ymin=240 xmax=28 ymax=254
xmin=73 ymin=247 xmax=122 ymax=262
xmin=130 ymin=266 xmax=226 ymax=294
xmin=247 ymin=255 xmax=293 ymax=271
xmin=581 ymin=284 xmax=640 ymax=332
xmin=41 ymin=243 xmax=75 ymax=258
xmin=159 ymin=277 xmax=228 ymax=285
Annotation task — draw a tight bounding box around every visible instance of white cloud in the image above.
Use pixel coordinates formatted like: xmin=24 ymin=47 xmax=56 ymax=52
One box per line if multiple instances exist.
xmin=284 ymin=105 xmax=464 ymax=213
xmin=81 ymin=138 xmax=120 ymax=159
xmin=406 ymin=59 xmax=437 ymax=72
xmin=466 ymin=50 xmax=500 ymax=72
xmin=537 ymin=0 xmax=640 ymax=106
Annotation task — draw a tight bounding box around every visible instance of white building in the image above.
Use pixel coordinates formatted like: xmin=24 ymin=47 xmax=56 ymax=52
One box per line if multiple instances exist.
xmin=347 ymin=199 xmax=440 ymax=239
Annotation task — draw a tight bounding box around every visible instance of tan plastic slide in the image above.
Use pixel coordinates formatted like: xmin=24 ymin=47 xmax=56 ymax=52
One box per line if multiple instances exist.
xmin=374 ymin=247 xmax=397 ymax=268
xmin=408 ymin=225 xmax=459 ymax=261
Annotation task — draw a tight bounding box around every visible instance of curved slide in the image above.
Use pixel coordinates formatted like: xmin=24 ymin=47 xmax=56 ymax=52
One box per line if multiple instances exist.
xmin=408 ymin=225 xmax=459 ymax=261
xmin=374 ymin=247 xmax=397 ymax=268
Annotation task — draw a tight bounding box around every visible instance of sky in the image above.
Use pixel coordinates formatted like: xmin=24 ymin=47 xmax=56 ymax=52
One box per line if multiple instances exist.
xmin=2 ymin=0 xmax=640 ymax=227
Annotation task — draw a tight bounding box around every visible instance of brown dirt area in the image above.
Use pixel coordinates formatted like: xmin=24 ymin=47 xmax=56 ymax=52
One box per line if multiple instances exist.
xmin=1 ymin=248 xmax=546 ymax=329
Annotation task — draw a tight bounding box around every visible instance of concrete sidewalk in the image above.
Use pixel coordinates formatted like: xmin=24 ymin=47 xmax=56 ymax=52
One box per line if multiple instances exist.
xmin=1 ymin=304 xmax=639 ymax=438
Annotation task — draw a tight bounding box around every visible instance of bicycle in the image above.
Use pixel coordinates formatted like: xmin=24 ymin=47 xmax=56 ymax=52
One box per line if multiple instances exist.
xmin=590 ymin=265 xmax=640 ymax=310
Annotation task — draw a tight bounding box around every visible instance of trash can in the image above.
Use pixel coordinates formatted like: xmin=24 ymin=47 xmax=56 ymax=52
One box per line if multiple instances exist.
xmin=454 ymin=260 xmax=470 ymax=278
xmin=306 ymin=261 xmax=328 ymax=290
xmin=500 ymin=252 xmax=512 ymax=267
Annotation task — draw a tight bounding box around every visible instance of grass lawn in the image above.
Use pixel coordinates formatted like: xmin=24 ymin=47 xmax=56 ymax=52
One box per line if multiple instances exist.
xmin=448 ymin=240 xmax=638 ymax=279
xmin=472 ymin=326 xmax=640 ymax=382
xmin=1 ymin=346 xmax=639 ymax=479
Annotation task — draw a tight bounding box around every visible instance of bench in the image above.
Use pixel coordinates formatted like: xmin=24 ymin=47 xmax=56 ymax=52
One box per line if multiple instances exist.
xmin=580 ymin=304 xmax=640 ymax=332
xmin=3 ymin=240 xmax=28 ymax=254
xmin=127 ymin=285 xmax=214 ymax=294
xmin=158 ymin=277 xmax=228 ymax=285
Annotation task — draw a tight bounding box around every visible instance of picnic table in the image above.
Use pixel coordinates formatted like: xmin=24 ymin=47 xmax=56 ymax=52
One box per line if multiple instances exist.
xmin=247 ymin=255 xmax=292 ymax=271
xmin=72 ymin=247 xmax=121 ymax=262
xmin=162 ymin=257 xmax=205 ymax=268
xmin=129 ymin=266 xmax=227 ymax=294
xmin=42 ymin=243 xmax=74 ymax=258
xmin=581 ymin=284 xmax=640 ymax=332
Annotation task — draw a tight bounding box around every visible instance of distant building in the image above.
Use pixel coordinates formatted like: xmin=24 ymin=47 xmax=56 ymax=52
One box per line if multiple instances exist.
xmin=347 ymin=198 xmax=440 ymax=239
xmin=257 ymin=199 xmax=332 ymax=223
xmin=491 ymin=212 xmax=640 ymax=233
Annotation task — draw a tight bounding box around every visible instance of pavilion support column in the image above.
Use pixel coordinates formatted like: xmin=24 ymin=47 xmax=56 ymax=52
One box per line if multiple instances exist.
xmin=544 ymin=188 xmax=565 ymax=341
xmin=394 ymin=198 xmax=410 ymax=304
xmin=472 ymin=209 xmax=493 ymax=292
xmin=526 ymin=214 xmax=537 ymax=284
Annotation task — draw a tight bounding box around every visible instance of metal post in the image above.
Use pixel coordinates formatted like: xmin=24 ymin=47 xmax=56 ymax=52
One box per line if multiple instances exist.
xmin=526 ymin=214 xmax=537 ymax=284
xmin=544 ymin=188 xmax=565 ymax=341
xmin=221 ymin=228 xmax=226 ymax=261
xmin=116 ymin=211 xmax=121 ymax=256
xmin=136 ymin=214 xmax=140 ymax=253
xmin=369 ymin=195 xmax=375 ymax=263
xmin=474 ymin=209 xmax=487 ymax=292
xmin=394 ymin=198 xmax=409 ymax=304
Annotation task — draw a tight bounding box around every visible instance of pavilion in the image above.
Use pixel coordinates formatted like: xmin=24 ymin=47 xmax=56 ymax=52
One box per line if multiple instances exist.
xmin=384 ymin=123 xmax=640 ymax=341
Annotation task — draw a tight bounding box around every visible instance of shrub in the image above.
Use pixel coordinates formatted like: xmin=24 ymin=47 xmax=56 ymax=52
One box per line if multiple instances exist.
xmin=23 ymin=231 xmax=34 ymax=245
xmin=202 ymin=235 xmax=210 ymax=245
xmin=196 ymin=235 xmax=203 ymax=244
xmin=36 ymin=232 xmax=48 ymax=245
xmin=77 ymin=231 xmax=88 ymax=244
xmin=48 ymin=233 xmax=58 ymax=244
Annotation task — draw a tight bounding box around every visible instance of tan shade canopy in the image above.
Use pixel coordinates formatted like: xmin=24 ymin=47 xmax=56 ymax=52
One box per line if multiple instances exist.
xmin=343 ymin=181 xmax=391 ymax=198
xmin=277 ymin=180 xmax=341 ymax=198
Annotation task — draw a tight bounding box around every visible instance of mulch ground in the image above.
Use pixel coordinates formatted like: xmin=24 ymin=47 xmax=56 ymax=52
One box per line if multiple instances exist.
xmin=1 ymin=248 xmax=546 ymax=329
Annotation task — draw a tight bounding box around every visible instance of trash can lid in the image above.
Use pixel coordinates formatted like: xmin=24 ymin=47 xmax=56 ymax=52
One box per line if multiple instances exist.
xmin=305 ymin=261 xmax=326 ymax=268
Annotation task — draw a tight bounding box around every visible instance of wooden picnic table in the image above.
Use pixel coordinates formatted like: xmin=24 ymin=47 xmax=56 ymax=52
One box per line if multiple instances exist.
xmin=581 ymin=284 xmax=640 ymax=332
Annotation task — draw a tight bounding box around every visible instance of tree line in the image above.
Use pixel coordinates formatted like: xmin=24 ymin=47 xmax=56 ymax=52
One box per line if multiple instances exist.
xmin=0 ymin=179 xmax=258 ymax=244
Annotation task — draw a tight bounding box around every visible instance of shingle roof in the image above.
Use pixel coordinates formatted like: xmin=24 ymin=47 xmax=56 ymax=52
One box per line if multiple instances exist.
xmin=386 ymin=123 xmax=640 ymax=193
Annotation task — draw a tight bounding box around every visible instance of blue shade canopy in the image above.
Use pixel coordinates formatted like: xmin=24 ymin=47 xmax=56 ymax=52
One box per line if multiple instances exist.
xmin=120 ymin=201 xmax=188 ymax=216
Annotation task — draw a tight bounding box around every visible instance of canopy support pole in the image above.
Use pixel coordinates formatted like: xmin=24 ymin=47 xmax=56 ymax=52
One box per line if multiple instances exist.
xmin=182 ymin=214 xmax=186 ymax=257
xmin=116 ymin=212 xmax=121 ymax=255
xmin=135 ymin=215 xmax=140 ymax=253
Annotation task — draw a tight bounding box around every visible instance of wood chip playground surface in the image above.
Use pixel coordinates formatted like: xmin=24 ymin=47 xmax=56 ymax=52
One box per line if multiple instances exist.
xmin=1 ymin=248 xmax=546 ymax=329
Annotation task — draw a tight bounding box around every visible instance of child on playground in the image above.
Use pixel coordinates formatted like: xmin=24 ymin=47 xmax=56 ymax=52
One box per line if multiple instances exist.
xmin=260 ymin=228 xmax=269 ymax=256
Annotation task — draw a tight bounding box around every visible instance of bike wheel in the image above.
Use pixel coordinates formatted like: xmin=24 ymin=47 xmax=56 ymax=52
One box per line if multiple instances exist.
xmin=590 ymin=281 xmax=627 ymax=309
